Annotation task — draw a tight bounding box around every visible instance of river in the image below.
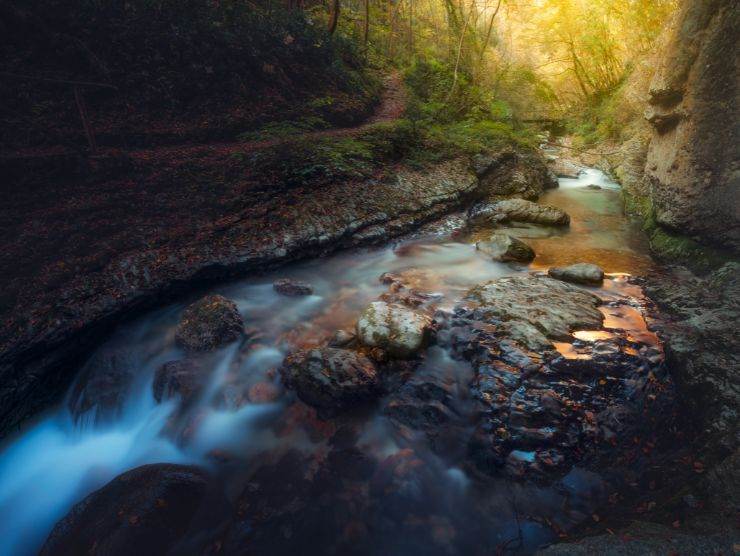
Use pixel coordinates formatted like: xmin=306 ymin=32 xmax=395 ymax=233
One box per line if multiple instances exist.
xmin=0 ymin=167 xmax=665 ymax=555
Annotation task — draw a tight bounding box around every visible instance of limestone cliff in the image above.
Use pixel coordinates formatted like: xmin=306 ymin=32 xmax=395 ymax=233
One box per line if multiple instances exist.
xmin=642 ymin=0 xmax=739 ymax=252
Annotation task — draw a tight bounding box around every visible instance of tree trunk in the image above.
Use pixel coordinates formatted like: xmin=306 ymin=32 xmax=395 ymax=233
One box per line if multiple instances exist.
xmin=328 ymin=0 xmax=340 ymax=34
xmin=364 ymin=0 xmax=370 ymax=45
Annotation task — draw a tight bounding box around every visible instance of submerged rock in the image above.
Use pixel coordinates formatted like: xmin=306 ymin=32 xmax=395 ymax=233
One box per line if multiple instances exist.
xmin=356 ymin=301 xmax=434 ymax=358
xmin=153 ymin=359 xmax=205 ymax=405
xmin=280 ymin=348 xmax=379 ymax=413
xmin=548 ymin=263 xmax=605 ymax=285
xmin=175 ymin=294 xmax=244 ymax=352
xmin=469 ymin=198 xmax=570 ymax=227
xmin=476 ymin=233 xmax=535 ymax=263
xmin=273 ymin=278 xmax=314 ymax=296
xmin=41 ymin=464 xmax=210 ymax=556
xmin=68 ymin=348 xmax=134 ymax=422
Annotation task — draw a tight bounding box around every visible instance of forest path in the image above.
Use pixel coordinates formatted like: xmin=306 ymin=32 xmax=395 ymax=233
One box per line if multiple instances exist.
xmin=126 ymin=71 xmax=407 ymax=165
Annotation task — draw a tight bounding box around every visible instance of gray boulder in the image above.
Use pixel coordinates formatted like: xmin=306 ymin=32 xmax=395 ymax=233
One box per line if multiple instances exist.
xmin=548 ymin=263 xmax=605 ymax=285
xmin=273 ymin=278 xmax=314 ymax=296
xmin=356 ymin=301 xmax=433 ymax=358
xmin=175 ymin=295 xmax=244 ymax=352
xmin=469 ymin=198 xmax=570 ymax=227
xmin=476 ymin=233 xmax=535 ymax=263
xmin=462 ymin=275 xmax=603 ymax=351
xmin=280 ymin=348 xmax=379 ymax=412
xmin=548 ymin=158 xmax=583 ymax=179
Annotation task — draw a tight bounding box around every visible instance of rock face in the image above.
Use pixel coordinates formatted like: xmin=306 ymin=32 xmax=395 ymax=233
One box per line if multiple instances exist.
xmin=175 ymin=295 xmax=243 ymax=352
xmin=273 ymin=278 xmax=314 ymax=296
xmin=643 ymin=0 xmax=739 ymax=251
xmin=40 ymin=464 xmax=210 ymax=556
xmin=645 ymin=262 xmax=740 ymax=455
xmin=356 ymin=301 xmax=433 ymax=358
xmin=548 ymin=263 xmax=605 ymax=285
xmin=280 ymin=348 xmax=380 ymax=412
xmin=476 ymin=233 xmax=535 ymax=263
xmin=463 ymin=275 xmax=603 ymax=351
xmin=472 ymin=148 xmax=558 ymax=200
xmin=469 ymin=198 xmax=570 ymax=227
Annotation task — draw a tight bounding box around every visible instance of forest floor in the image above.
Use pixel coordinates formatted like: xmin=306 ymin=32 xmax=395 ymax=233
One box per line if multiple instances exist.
xmin=117 ymin=71 xmax=406 ymax=167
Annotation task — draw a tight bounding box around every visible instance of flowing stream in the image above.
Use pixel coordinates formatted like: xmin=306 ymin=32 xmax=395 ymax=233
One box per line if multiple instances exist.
xmin=0 ymin=167 xmax=662 ymax=555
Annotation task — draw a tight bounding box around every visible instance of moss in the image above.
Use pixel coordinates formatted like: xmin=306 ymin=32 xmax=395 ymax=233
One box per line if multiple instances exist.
xmin=621 ymin=191 xmax=735 ymax=273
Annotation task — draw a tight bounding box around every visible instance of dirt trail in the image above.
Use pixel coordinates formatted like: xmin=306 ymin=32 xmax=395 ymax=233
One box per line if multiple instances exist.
xmin=127 ymin=71 xmax=407 ymax=164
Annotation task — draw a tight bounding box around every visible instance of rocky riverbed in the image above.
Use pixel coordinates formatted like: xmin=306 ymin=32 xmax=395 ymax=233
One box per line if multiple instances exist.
xmin=2 ymin=159 xmax=717 ymax=555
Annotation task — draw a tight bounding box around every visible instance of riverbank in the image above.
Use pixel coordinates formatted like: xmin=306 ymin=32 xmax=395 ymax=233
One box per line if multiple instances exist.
xmin=0 ymin=133 xmax=554 ymax=437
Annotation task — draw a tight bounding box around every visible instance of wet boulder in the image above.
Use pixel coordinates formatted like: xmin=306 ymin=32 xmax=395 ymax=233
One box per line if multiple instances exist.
xmin=175 ymin=294 xmax=244 ymax=352
xmin=548 ymin=263 xmax=605 ymax=285
xmin=356 ymin=301 xmax=434 ymax=358
xmin=280 ymin=348 xmax=380 ymax=413
xmin=40 ymin=464 xmax=210 ymax=556
xmin=462 ymin=275 xmax=603 ymax=351
xmin=468 ymin=198 xmax=570 ymax=227
xmin=68 ymin=348 xmax=135 ymax=422
xmin=273 ymin=278 xmax=314 ymax=296
xmin=472 ymin=149 xmax=558 ymax=200
xmin=548 ymin=158 xmax=583 ymax=179
xmin=153 ymin=359 xmax=205 ymax=405
xmin=442 ymin=274 xmax=671 ymax=481
xmin=476 ymin=233 xmax=535 ymax=263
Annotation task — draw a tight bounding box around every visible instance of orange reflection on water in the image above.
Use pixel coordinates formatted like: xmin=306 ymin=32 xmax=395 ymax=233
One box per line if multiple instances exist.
xmin=601 ymin=305 xmax=660 ymax=347
xmin=573 ymin=330 xmax=616 ymax=341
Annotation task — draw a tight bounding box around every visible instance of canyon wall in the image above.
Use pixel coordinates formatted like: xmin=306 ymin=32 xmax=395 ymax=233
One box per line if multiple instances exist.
xmin=639 ymin=0 xmax=739 ymax=253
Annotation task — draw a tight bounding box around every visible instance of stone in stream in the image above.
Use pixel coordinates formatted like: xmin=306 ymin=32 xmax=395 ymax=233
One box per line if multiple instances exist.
xmin=273 ymin=278 xmax=314 ymax=296
xmin=476 ymin=233 xmax=535 ymax=263
xmin=175 ymin=294 xmax=244 ymax=352
xmin=40 ymin=464 xmax=212 ymax=556
xmin=68 ymin=348 xmax=135 ymax=422
xmin=548 ymin=158 xmax=584 ymax=179
xmin=356 ymin=301 xmax=434 ymax=358
xmin=463 ymin=275 xmax=603 ymax=351
xmin=472 ymin=148 xmax=559 ymax=200
xmin=424 ymin=274 xmax=671 ymax=481
xmin=468 ymin=198 xmax=570 ymax=227
xmin=548 ymin=263 xmax=605 ymax=285
xmin=153 ymin=358 xmax=206 ymax=405
xmin=280 ymin=348 xmax=380 ymax=413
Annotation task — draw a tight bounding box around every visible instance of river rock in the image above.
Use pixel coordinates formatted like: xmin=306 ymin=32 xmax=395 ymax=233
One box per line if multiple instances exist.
xmin=548 ymin=263 xmax=605 ymax=285
xmin=40 ymin=464 xmax=210 ymax=556
xmin=175 ymin=294 xmax=244 ymax=352
xmin=548 ymin=158 xmax=583 ymax=179
xmin=438 ymin=274 xmax=672 ymax=481
xmin=469 ymin=198 xmax=570 ymax=227
xmin=153 ymin=359 xmax=205 ymax=405
xmin=462 ymin=275 xmax=603 ymax=351
xmin=472 ymin=148 xmax=558 ymax=200
xmin=273 ymin=278 xmax=314 ymax=296
xmin=68 ymin=348 xmax=135 ymax=422
xmin=280 ymin=348 xmax=380 ymax=413
xmin=356 ymin=301 xmax=433 ymax=358
xmin=476 ymin=233 xmax=535 ymax=263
